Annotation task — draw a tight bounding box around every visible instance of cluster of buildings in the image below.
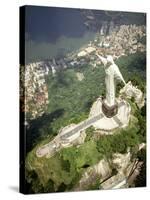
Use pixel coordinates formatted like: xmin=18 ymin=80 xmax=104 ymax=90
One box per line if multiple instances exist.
xmin=95 ymin=24 xmax=146 ymax=58
xmin=24 ymin=62 xmax=49 ymax=119
xmin=60 ymin=25 xmax=146 ymax=68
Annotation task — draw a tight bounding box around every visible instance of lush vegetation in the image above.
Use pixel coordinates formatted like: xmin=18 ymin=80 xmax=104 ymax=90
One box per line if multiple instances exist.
xmin=25 ymin=52 xmax=146 ymax=193
xmin=25 ymin=106 xmax=145 ymax=193
xmin=26 ymin=63 xmax=105 ymax=153
xmin=116 ymin=52 xmax=146 ymax=82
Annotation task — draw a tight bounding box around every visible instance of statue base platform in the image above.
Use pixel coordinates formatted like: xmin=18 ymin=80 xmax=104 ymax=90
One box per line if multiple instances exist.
xmin=102 ymin=100 xmax=118 ymax=118
xmin=89 ymin=97 xmax=131 ymax=132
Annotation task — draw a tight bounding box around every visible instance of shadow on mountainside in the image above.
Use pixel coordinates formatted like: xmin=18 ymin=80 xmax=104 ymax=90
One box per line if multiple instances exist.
xmin=26 ymin=108 xmax=65 ymax=153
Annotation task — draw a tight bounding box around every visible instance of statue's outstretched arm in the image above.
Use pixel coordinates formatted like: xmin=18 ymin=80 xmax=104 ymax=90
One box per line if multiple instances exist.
xmin=114 ymin=65 xmax=126 ymax=85
xmin=96 ymin=53 xmax=107 ymax=66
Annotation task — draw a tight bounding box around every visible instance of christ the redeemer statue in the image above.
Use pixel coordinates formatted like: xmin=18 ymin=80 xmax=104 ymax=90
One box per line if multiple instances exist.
xmin=96 ymin=53 xmax=126 ymax=117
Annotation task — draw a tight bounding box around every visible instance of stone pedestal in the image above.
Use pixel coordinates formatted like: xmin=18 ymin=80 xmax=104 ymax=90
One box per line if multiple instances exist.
xmin=89 ymin=97 xmax=131 ymax=132
xmin=102 ymin=100 xmax=118 ymax=118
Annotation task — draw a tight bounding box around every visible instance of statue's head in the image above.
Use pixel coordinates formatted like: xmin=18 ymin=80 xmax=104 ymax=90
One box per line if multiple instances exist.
xmin=106 ymin=55 xmax=114 ymax=64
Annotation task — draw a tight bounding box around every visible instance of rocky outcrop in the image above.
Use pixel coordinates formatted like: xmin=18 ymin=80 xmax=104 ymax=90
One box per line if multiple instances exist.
xmin=112 ymin=150 xmax=131 ymax=173
xmin=76 ymin=72 xmax=85 ymax=81
xmin=74 ymin=159 xmax=112 ymax=191
xmin=74 ymin=150 xmax=138 ymax=190
xmin=120 ymin=81 xmax=145 ymax=108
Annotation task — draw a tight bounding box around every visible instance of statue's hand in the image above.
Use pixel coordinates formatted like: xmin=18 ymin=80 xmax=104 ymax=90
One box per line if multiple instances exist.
xmin=96 ymin=51 xmax=103 ymax=56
